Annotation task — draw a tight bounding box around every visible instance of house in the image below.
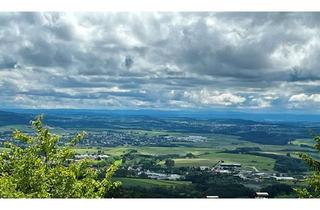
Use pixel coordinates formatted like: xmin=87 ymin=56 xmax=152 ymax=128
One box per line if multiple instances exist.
xmin=74 ymin=154 xmax=109 ymax=160
xmin=271 ymin=176 xmax=296 ymax=181
xmin=255 ymin=192 xmax=269 ymax=198
xmin=219 ymin=163 xmax=241 ymax=169
xmin=143 ymin=171 xmax=182 ymax=180
xmin=254 ymin=172 xmax=271 ymax=179
xmin=212 ymin=161 xmax=241 ymax=174
xmin=213 ymin=169 xmax=231 ymax=174
xmin=206 ymin=195 xmax=219 ymax=199
xmin=200 ymin=166 xmax=210 ymax=170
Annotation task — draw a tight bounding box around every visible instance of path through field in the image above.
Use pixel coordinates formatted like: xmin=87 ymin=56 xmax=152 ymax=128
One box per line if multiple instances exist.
xmin=251 ymin=166 xmax=259 ymax=172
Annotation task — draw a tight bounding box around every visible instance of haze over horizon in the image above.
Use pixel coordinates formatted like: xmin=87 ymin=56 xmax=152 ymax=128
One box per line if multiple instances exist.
xmin=1 ymin=12 xmax=320 ymax=112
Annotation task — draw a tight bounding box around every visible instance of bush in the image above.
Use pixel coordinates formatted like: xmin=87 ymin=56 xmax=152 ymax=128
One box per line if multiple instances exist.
xmin=296 ymin=135 xmax=320 ymax=198
xmin=0 ymin=116 xmax=121 ymax=198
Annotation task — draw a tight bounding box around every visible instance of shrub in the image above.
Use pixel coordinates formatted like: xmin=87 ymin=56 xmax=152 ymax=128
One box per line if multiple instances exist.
xmin=0 ymin=115 xmax=121 ymax=198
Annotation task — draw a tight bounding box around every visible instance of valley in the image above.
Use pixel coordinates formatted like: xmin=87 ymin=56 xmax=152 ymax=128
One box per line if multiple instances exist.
xmin=0 ymin=109 xmax=318 ymax=198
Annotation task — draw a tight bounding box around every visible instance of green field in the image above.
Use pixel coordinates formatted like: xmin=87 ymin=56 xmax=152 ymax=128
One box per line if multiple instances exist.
xmin=113 ymin=177 xmax=191 ymax=188
xmin=2 ymin=126 xmax=315 ymax=174
xmin=170 ymin=152 xmax=276 ymax=171
xmin=75 ymin=145 xmax=277 ymax=171
xmin=291 ymin=138 xmax=315 ymax=147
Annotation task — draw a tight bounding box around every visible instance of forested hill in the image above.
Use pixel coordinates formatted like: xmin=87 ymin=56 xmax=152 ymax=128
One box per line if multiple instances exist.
xmin=0 ymin=109 xmax=319 ymax=145
xmin=0 ymin=110 xmax=33 ymax=126
xmin=6 ymin=108 xmax=320 ymax=122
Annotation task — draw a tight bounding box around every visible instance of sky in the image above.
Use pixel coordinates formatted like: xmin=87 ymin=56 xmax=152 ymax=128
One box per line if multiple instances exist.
xmin=1 ymin=12 xmax=320 ymax=112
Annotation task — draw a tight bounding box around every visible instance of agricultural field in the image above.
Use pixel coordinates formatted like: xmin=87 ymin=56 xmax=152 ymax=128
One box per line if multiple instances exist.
xmin=71 ymin=129 xmax=317 ymax=173
xmin=74 ymin=143 xmax=298 ymax=172
xmin=2 ymin=124 xmax=316 ymax=174
xmin=291 ymin=138 xmax=315 ymax=147
xmin=78 ymin=145 xmax=275 ymax=171
xmin=170 ymin=152 xmax=276 ymax=171
xmin=113 ymin=177 xmax=191 ymax=188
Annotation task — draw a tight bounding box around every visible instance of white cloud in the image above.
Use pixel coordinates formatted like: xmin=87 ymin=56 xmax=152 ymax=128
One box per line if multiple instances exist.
xmin=250 ymin=98 xmax=272 ymax=108
xmin=184 ymin=89 xmax=246 ymax=106
xmin=289 ymin=93 xmax=320 ymax=102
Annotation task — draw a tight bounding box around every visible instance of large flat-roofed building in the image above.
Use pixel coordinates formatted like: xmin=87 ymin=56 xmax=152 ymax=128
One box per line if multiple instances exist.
xmin=212 ymin=161 xmax=242 ymax=174
xmin=271 ymin=176 xmax=296 ymax=181
xmin=219 ymin=163 xmax=241 ymax=169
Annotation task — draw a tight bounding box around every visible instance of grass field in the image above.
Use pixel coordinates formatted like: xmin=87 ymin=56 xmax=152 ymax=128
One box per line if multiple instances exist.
xmin=113 ymin=177 xmax=191 ymax=188
xmin=2 ymin=125 xmax=314 ymax=173
xmin=75 ymin=146 xmax=217 ymax=156
xmin=74 ymin=145 xmax=277 ymax=172
xmin=291 ymin=138 xmax=315 ymax=147
xmin=170 ymin=152 xmax=276 ymax=171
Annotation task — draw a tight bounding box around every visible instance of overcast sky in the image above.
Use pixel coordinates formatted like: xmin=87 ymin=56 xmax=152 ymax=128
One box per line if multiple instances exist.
xmin=1 ymin=12 xmax=320 ymax=112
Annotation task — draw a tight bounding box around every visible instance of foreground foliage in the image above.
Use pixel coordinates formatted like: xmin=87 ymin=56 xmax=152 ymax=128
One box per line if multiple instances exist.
xmin=295 ymin=135 xmax=320 ymax=198
xmin=0 ymin=116 xmax=121 ymax=198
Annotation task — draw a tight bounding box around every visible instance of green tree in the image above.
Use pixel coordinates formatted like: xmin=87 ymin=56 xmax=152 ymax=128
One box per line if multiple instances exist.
xmin=185 ymin=153 xmax=195 ymax=159
xmin=164 ymin=159 xmax=175 ymax=168
xmin=0 ymin=115 xmax=121 ymax=198
xmin=295 ymin=135 xmax=320 ymax=198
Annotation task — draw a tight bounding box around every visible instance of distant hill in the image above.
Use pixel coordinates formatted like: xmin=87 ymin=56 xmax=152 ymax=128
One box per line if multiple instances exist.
xmin=0 ymin=110 xmax=33 ymax=126
xmin=4 ymin=109 xmax=320 ymax=122
xmin=0 ymin=109 xmax=319 ymax=145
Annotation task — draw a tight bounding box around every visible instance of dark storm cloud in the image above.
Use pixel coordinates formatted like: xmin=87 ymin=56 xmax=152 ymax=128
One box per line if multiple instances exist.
xmin=124 ymin=56 xmax=134 ymax=69
xmin=1 ymin=12 xmax=320 ymax=110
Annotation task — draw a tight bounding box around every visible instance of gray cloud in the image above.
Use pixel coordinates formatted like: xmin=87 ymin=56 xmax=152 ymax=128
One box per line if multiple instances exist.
xmin=1 ymin=12 xmax=320 ymax=111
